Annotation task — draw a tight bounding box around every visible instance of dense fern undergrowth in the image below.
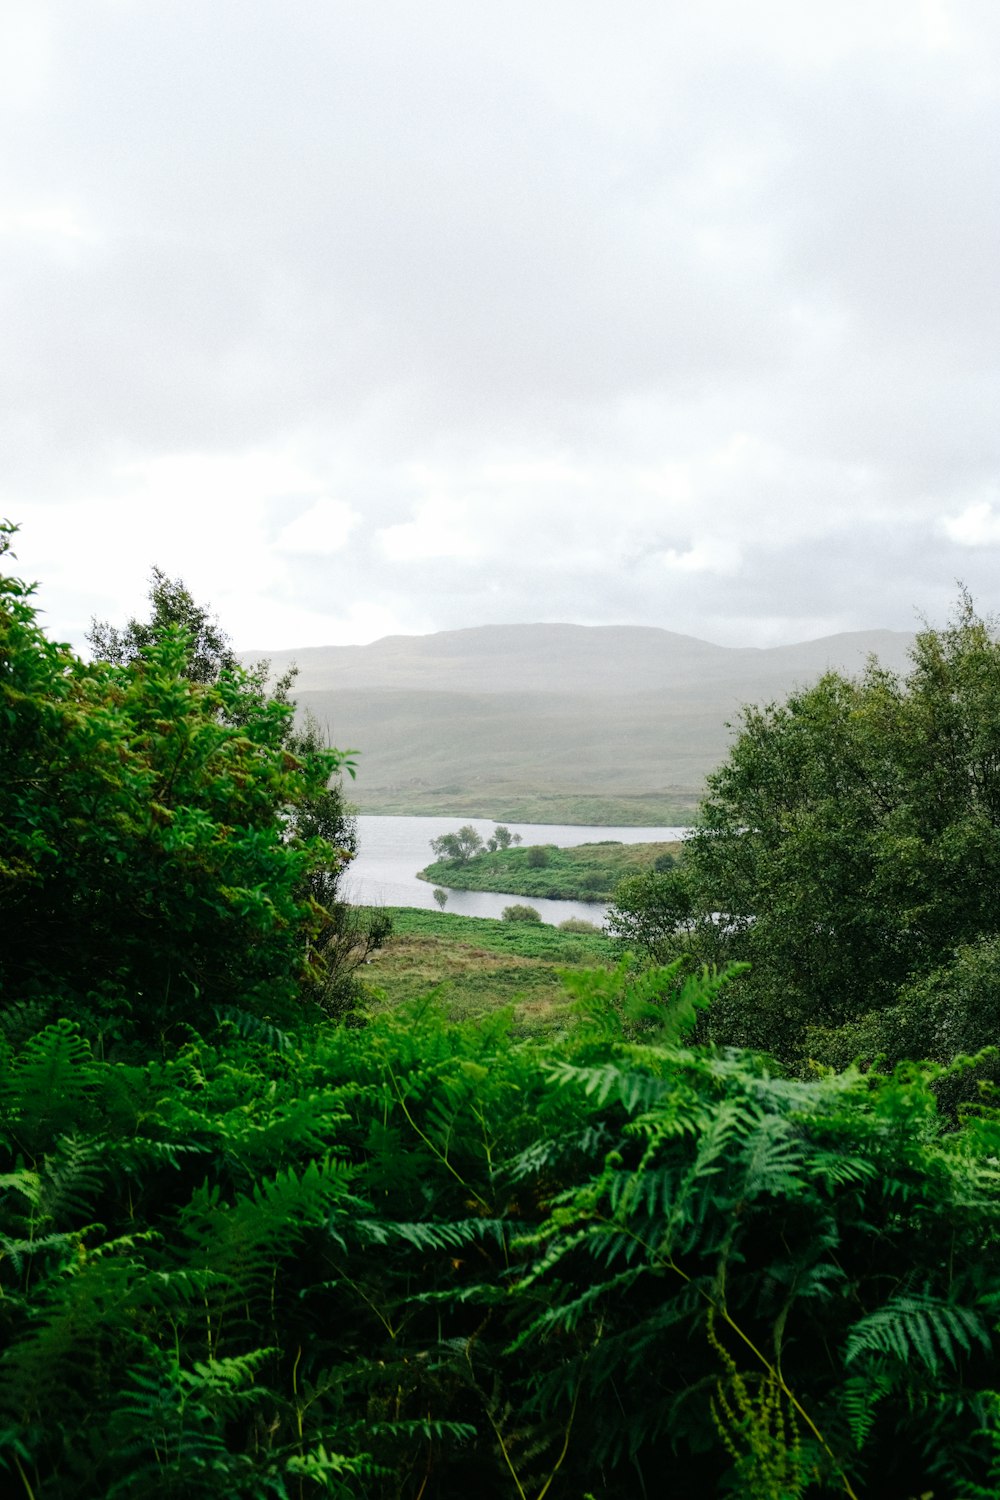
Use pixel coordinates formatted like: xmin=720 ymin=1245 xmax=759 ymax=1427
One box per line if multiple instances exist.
xmin=5 ymin=526 xmax=1000 ymax=1497
xmin=4 ymin=989 xmax=1000 ymax=1498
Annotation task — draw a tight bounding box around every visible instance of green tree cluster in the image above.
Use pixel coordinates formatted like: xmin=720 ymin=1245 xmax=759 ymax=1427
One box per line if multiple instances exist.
xmin=486 ymin=823 xmax=520 ymax=851
xmin=0 ymin=524 xmax=368 ymax=1041
xmin=608 ymin=593 xmax=1000 ymax=1075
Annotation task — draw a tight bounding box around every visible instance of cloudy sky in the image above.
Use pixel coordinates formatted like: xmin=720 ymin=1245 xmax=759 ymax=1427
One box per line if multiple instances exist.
xmin=4 ymin=0 xmax=1000 ymax=652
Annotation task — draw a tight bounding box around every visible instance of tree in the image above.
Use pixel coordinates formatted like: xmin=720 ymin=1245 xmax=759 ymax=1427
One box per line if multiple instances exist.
xmin=86 ymin=563 xmax=388 ymax=1021
xmin=680 ymin=592 xmax=1000 ymax=1061
xmin=605 ymin=869 xmax=696 ymax=960
xmin=486 ymin=825 xmax=521 ymax=852
xmin=429 ymin=825 xmax=485 ymax=864
xmin=0 ymin=524 xmax=371 ymax=1039
xmin=433 ymin=887 xmax=449 ymax=909
xmin=87 ymin=566 xmax=240 ymax=684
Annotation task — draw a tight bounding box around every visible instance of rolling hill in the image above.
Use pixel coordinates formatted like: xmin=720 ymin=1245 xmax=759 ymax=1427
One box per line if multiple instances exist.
xmin=246 ymin=623 xmax=916 ymax=823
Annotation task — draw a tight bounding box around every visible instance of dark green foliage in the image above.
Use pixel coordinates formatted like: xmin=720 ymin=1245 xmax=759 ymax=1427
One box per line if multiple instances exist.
xmin=669 ymin=594 xmax=1000 ymax=1065
xmin=87 ymin=566 xmax=241 ymax=685
xmin=429 ymin=825 xmax=485 ymax=863
xmin=3 ymin=986 xmax=1000 ymax=1497
xmin=501 ymin=903 xmax=543 ymax=923
xmin=606 ymin=866 xmax=697 ymax=959
xmin=0 ymin=525 xmax=370 ymax=1038
xmin=485 ymin=824 xmax=520 ymax=852
xmin=84 ymin=554 xmax=387 ymax=1024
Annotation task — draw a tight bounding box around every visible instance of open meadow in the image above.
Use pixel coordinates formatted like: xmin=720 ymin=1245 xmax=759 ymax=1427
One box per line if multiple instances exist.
xmin=362 ymin=907 xmax=615 ymax=1030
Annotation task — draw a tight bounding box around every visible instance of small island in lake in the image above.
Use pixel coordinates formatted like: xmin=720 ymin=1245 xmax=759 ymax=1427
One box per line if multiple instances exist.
xmin=418 ymin=831 xmax=683 ymax=903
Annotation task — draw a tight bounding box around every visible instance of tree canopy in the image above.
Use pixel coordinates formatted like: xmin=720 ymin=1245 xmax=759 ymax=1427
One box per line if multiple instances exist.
xmin=621 ymin=592 xmax=1000 ymax=1068
xmin=87 ymin=566 xmax=240 ymax=684
xmin=0 ymin=523 xmax=359 ymax=1041
xmin=429 ymin=824 xmax=485 ymax=863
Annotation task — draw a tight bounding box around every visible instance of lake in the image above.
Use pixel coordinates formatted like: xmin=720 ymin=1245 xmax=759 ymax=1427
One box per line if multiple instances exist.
xmin=341 ymin=814 xmax=689 ymax=926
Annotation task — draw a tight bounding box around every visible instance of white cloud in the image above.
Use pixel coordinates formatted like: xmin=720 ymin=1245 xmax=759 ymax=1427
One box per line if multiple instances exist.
xmin=275 ymin=499 xmax=357 ymax=556
xmin=0 ymin=198 xmax=97 ymax=246
xmin=941 ymin=500 xmax=1000 ymax=547
xmin=0 ymin=3 xmax=54 ymax=110
xmin=378 ymin=500 xmax=483 ymax=563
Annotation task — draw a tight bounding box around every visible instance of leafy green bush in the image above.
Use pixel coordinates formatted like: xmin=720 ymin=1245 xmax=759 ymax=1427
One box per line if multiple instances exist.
xmin=501 ymin=903 xmax=543 ymax=923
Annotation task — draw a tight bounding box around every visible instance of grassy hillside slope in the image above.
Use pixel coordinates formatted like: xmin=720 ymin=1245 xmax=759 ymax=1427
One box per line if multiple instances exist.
xmin=246 ymin=623 xmax=916 ymax=821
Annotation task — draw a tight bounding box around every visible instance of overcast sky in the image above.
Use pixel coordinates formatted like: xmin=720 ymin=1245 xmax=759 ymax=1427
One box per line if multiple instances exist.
xmin=4 ymin=0 xmax=1000 ymax=652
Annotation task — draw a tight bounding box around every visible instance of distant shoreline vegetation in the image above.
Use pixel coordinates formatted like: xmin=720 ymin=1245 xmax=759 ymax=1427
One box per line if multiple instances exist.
xmin=348 ymin=788 xmax=699 ymax=826
xmin=419 ymin=836 xmax=683 ymax=902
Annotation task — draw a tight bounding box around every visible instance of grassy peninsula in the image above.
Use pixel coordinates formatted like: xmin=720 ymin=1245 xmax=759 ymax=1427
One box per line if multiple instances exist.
xmin=418 ymin=838 xmax=683 ymax=901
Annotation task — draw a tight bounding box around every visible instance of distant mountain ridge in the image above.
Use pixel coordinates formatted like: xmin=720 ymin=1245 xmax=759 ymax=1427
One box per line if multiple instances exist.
xmin=245 ymin=623 xmax=916 ymax=823
xmin=252 ymin=622 xmax=915 ymax=696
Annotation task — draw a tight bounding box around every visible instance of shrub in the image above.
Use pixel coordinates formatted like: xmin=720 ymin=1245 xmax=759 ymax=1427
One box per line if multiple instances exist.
xmin=558 ymin=918 xmax=601 ymax=933
xmin=501 ymin=904 xmax=543 ymax=923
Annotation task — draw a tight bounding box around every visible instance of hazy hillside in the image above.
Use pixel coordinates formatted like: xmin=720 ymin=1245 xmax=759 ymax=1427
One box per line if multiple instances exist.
xmin=247 ymin=623 xmax=915 ymax=822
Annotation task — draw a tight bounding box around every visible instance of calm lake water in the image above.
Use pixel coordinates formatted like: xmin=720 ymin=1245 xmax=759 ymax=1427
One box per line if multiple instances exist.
xmin=341 ymin=815 xmax=689 ymax=926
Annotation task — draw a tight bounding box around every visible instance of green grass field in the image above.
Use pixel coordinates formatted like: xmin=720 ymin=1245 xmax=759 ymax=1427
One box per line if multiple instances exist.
xmin=419 ymin=838 xmax=683 ymax=901
xmin=362 ymin=907 xmax=617 ymax=1031
xmin=350 ymin=787 xmax=700 ymax=824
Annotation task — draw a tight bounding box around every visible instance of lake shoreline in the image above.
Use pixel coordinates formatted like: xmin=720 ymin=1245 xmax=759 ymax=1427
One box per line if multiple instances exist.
xmin=345 ymin=815 xmax=689 ymax=926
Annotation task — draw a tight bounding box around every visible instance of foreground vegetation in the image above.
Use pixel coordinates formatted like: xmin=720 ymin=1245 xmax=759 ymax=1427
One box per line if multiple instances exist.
xmin=6 ymin=988 xmax=1000 ymax=1499
xmin=5 ymin=528 xmax=1000 ymax=1496
xmin=420 ymin=839 xmax=682 ymax=902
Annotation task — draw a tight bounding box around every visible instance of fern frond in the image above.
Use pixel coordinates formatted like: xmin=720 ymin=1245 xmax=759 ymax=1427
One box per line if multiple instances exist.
xmin=353 ymin=1216 xmax=509 ymax=1252
xmin=845 ymin=1293 xmax=990 ymax=1375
